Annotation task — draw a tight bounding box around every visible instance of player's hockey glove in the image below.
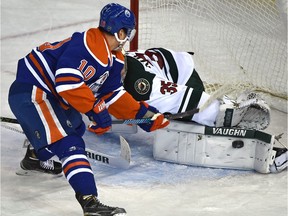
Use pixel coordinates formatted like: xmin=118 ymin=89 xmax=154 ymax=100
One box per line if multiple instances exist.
xmin=136 ymin=101 xmax=169 ymax=132
xmin=85 ymin=98 xmax=112 ymax=135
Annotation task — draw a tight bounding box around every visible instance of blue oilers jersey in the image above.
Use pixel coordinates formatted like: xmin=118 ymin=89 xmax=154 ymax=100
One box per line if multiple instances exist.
xmin=16 ymin=28 xmax=125 ymax=113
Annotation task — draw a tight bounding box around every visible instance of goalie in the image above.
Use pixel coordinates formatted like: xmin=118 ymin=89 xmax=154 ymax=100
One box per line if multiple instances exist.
xmin=122 ymin=48 xmax=287 ymax=174
xmin=123 ymin=48 xmax=270 ymax=130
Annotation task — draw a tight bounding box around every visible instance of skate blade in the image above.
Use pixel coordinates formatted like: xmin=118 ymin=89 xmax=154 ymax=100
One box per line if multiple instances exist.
xmin=114 ymin=213 xmax=127 ymax=216
xmin=16 ymin=169 xmax=39 ymax=176
xmin=83 ymin=213 xmax=126 ymax=216
xmin=15 ymin=169 xmax=62 ymax=177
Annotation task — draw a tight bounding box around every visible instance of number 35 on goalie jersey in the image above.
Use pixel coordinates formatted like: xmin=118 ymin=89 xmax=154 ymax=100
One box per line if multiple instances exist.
xmin=124 ymin=48 xmax=205 ymax=119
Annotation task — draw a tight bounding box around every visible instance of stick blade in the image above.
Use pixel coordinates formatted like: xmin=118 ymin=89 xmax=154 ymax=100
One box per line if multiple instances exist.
xmin=120 ymin=135 xmax=131 ymax=163
xmin=85 ymin=136 xmax=131 ymax=169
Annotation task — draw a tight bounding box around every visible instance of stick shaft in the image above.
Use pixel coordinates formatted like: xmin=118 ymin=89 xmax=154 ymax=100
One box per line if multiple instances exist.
xmin=0 ymin=107 xmax=200 ymax=125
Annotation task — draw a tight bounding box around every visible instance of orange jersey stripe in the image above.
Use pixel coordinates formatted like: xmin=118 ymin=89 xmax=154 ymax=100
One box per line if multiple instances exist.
xmin=58 ymin=83 xmax=95 ymax=113
xmin=63 ymin=161 xmax=90 ymax=174
xmin=101 ymin=92 xmax=114 ymax=101
xmin=108 ymin=92 xmax=140 ymax=119
xmin=29 ymin=53 xmax=69 ymax=110
xmin=38 ymin=37 xmax=71 ymax=52
xmin=34 ymin=88 xmax=65 ymax=143
xmin=85 ymin=28 xmax=111 ymax=66
xmin=55 ymin=76 xmax=81 ymax=83
xmin=112 ymin=50 xmax=125 ymax=62
xmin=86 ymin=28 xmax=124 ymax=64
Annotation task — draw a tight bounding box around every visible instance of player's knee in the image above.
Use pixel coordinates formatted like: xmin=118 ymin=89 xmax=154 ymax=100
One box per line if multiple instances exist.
xmin=50 ymin=135 xmax=86 ymax=160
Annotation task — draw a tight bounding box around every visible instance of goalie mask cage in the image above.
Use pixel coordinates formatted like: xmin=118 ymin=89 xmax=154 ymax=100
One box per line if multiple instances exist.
xmin=129 ymin=0 xmax=287 ymax=112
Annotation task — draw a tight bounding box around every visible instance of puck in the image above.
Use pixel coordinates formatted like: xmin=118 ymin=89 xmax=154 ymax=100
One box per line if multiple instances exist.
xmin=232 ymin=140 xmax=244 ymax=148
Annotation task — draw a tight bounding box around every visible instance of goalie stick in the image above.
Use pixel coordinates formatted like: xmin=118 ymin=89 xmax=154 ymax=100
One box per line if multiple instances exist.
xmin=1 ymin=122 xmax=131 ymax=169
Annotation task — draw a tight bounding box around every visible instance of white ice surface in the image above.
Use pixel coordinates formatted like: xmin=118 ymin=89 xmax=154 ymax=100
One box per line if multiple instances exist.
xmin=1 ymin=0 xmax=287 ymax=216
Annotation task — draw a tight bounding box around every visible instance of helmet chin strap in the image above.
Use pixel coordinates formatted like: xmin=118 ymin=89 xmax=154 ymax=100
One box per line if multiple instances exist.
xmin=113 ymin=33 xmax=128 ymax=51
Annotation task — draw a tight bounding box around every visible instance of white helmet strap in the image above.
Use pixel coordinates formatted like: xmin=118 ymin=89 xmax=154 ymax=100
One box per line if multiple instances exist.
xmin=113 ymin=33 xmax=127 ymax=51
xmin=113 ymin=28 xmax=136 ymax=50
xmin=114 ymin=32 xmax=128 ymax=45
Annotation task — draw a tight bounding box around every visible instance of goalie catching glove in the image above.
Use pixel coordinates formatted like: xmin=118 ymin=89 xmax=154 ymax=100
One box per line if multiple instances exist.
xmin=136 ymin=101 xmax=170 ymax=132
xmin=215 ymin=91 xmax=270 ymax=130
xmin=85 ymin=98 xmax=112 ymax=135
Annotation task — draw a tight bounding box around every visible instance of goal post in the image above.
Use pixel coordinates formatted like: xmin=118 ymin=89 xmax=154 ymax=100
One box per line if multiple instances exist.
xmin=130 ymin=0 xmax=139 ymax=51
xmin=129 ymin=0 xmax=287 ymax=112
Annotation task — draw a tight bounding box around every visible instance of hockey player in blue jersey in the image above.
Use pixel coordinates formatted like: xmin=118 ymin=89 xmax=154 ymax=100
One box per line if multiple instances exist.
xmin=8 ymin=3 xmax=169 ymax=216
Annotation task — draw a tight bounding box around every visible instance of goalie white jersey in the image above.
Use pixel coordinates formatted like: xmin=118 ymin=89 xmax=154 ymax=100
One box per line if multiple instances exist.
xmin=124 ymin=48 xmax=220 ymax=126
xmin=124 ymin=48 xmax=271 ymax=130
xmin=126 ymin=48 xmax=198 ymax=86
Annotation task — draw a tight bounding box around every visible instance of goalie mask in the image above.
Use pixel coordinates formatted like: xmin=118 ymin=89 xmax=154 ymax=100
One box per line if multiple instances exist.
xmin=99 ymin=3 xmax=136 ymax=46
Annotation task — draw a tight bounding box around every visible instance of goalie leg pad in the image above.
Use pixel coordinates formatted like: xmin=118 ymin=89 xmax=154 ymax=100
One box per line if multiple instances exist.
xmin=153 ymin=121 xmax=276 ymax=173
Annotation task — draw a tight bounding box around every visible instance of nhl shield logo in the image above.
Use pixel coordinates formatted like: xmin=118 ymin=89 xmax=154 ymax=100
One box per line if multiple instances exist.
xmin=134 ymin=78 xmax=150 ymax=95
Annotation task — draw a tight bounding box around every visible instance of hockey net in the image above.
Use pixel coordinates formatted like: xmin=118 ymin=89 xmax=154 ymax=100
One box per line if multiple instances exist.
xmin=130 ymin=0 xmax=287 ymax=112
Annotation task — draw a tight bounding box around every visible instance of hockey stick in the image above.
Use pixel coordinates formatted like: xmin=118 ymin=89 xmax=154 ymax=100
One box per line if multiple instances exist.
xmin=1 ymin=116 xmax=18 ymax=124
xmin=0 ymin=116 xmax=150 ymax=125
xmin=1 ymin=82 xmax=241 ymax=126
xmin=1 ymin=115 xmax=152 ymax=125
xmin=1 ymin=112 xmax=195 ymax=125
xmin=0 ymin=85 xmax=233 ymax=125
xmin=1 ymin=122 xmax=131 ymax=169
xmin=85 ymin=135 xmax=131 ymax=169
xmin=110 ymin=111 xmax=199 ymax=125
xmin=0 ymin=115 xmax=184 ymax=125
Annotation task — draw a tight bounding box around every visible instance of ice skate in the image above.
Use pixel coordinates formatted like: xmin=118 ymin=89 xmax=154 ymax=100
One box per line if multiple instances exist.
xmin=16 ymin=144 xmax=62 ymax=176
xmin=76 ymin=193 xmax=126 ymax=216
xmin=270 ymin=147 xmax=288 ymax=173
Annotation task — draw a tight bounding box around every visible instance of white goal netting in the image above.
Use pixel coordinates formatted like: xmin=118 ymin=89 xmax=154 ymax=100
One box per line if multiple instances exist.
xmin=134 ymin=0 xmax=287 ymax=112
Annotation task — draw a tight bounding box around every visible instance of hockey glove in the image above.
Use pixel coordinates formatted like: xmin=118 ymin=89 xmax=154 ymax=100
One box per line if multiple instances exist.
xmin=215 ymin=91 xmax=270 ymax=130
xmin=85 ymin=98 xmax=112 ymax=135
xmin=136 ymin=101 xmax=169 ymax=132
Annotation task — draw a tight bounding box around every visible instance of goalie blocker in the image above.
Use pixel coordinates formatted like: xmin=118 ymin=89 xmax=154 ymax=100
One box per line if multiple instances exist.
xmin=153 ymin=120 xmax=282 ymax=174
